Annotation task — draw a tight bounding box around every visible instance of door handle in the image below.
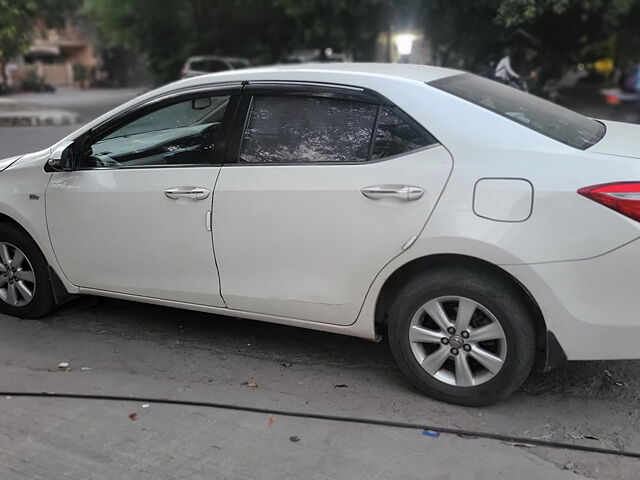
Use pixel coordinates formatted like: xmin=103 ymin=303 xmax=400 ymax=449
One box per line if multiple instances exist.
xmin=164 ymin=186 xmax=211 ymax=200
xmin=361 ymin=185 xmax=424 ymax=201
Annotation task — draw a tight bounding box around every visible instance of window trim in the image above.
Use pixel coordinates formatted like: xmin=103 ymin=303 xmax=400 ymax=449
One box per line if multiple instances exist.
xmin=71 ymin=84 xmax=243 ymax=171
xmin=224 ymin=82 xmax=439 ymax=166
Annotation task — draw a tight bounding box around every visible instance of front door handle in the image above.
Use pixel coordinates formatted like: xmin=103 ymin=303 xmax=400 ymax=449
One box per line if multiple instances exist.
xmin=361 ymin=185 xmax=424 ymax=201
xmin=164 ymin=186 xmax=211 ymax=200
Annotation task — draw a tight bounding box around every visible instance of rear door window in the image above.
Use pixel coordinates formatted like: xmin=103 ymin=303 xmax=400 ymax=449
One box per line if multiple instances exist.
xmin=240 ymin=95 xmax=377 ymax=164
xmin=238 ymin=93 xmax=436 ymax=164
xmin=372 ymin=106 xmax=435 ymax=159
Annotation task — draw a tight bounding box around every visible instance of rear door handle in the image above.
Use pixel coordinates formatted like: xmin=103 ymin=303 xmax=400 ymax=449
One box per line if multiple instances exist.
xmin=361 ymin=185 xmax=424 ymax=201
xmin=164 ymin=186 xmax=211 ymax=200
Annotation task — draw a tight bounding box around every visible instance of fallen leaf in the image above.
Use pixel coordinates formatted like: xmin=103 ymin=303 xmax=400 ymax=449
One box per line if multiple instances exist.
xmin=268 ymin=416 xmax=275 ymax=426
xmin=128 ymin=413 xmax=138 ymax=421
xmin=241 ymin=381 xmax=259 ymax=388
xmin=290 ymin=436 xmax=300 ymax=443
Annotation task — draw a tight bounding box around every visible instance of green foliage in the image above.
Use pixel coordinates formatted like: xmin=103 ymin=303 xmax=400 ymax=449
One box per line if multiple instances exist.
xmin=83 ymin=0 xmax=640 ymax=84
xmin=0 ymin=0 xmax=85 ymax=81
xmin=88 ymin=0 xmax=390 ymax=83
xmin=89 ymin=0 xmax=191 ymax=84
xmin=496 ymin=0 xmax=637 ymax=28
xmin=492 ymin=0 xmax=640 ymax=80
xmin=275 ymin=0 xmax=388 ymax=59
xmin=0 ymin=0 xmax=37 ymax=66
xmin=424 ymin=0 xmax=503 ymax=70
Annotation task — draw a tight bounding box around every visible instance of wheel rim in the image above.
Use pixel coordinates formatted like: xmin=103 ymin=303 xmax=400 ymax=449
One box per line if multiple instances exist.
xmin=0 ymin=242 xmax=36 ymax=307
xmin=409 ymin=296 xmax=507 ymax=387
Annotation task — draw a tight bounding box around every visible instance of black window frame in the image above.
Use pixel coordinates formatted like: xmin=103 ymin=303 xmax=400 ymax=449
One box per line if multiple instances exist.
xmin=224 ymin=82 xmax=438 ymax=166
xmin=69 ymin=84 xmax=243 ymax=171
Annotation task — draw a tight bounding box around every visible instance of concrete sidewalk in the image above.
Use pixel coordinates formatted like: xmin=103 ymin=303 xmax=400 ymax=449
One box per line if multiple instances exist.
xmin=0 ymin=97 xmax=80 ymax=127
xmin=0 ymin=395 xmax=588 ymax=480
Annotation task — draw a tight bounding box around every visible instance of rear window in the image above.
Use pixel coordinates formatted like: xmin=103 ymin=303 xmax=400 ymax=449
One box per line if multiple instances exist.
xmin=430 ymin=74 xmax=605 ymax=150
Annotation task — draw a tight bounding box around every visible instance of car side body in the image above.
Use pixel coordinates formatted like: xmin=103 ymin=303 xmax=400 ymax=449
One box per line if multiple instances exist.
xmin=1 ymin=63 xmax=639 ymax=403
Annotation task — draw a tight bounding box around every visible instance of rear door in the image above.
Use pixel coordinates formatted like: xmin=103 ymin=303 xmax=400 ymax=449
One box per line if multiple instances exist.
xmin=212 ymin=83 xmax=453 ymax=325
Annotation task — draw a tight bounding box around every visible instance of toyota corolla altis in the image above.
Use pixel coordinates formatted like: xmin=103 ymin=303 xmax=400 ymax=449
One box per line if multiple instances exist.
xmin=0 ymin=64 xmax=637 ymax=405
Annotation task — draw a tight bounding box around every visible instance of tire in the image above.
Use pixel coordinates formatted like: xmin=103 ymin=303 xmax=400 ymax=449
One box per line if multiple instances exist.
xmin=387 ymin=266 xmax=535 ymax=406
xmin=0 ymin=223 xmax=56 ymax=319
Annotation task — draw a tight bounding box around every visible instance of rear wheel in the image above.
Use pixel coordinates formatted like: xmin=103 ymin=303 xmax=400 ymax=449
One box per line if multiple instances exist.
xmin=387 ymin=267 xmax=535 ymax=406
xmin=0 ymin=224 xmax=55 ymax=318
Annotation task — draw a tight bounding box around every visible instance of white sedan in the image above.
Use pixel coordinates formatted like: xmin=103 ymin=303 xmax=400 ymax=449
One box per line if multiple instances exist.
xmin=0 ymin=64 xmax=638 ymax=405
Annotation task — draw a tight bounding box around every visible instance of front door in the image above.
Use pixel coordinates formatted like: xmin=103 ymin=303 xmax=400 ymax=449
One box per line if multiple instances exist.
xmin=213 ymin=86 xmax=452 ymax=324
xmin=46 ymin=90 xmax=238 ymax=306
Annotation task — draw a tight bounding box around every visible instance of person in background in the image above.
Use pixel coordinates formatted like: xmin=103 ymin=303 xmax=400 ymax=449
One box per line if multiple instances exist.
xmin=494 ymin=47 xmax=520 ymax=84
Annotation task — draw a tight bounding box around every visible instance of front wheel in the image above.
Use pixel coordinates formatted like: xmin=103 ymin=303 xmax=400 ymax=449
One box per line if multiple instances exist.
xmin=387 ymin=267 xmax=535 ymax=406
xmin=0 ymin=224 xmax=55 ymax=318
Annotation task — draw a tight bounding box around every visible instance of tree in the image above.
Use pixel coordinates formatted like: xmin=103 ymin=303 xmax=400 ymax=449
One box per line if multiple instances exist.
xmin=0 ymin=0 xmax=36 ymax=83
xmin=87 ymin=0 xmax=640 ymax=85
xmin=275 ymin=0 xmax=388 ymax=60
xmin=494 ymin=0 xmax=639 ymax=80
xmin=0 ymin=0 xmax=84 ymax=84
xmin=423 ymin=0 xmax=503 ymax=70
xmin=88 ymin=0 xmax=392 ymax=83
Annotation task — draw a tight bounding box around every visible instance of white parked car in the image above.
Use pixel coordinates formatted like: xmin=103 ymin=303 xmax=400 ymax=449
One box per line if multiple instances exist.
xmin=0 ymin=64 xmax=638 ymax=405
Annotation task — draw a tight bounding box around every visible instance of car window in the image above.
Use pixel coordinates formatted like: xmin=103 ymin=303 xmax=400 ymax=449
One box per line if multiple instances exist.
xmin=82 ymin=95 xmax=230 ymax=168
xmin=372 ymin=106 xmax=435 ymax=160
xmin=239 ymin=95 xmax=377 ymax=164
xmin=430 ymin=73 xmax=605 ymax=150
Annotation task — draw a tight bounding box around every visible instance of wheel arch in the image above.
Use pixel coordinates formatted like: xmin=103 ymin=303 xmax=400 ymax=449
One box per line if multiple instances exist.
xmin=374 ymin=253 xmax=560 ymax=371
xmin=0 ymin=211 xmax=34 ymax=239
xmin=0 ymin=211 xmax=74 ymax=304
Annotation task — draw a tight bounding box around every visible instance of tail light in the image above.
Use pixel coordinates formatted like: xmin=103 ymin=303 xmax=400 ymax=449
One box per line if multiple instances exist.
xmin=578 ymin=182 xmax=640 ymax=222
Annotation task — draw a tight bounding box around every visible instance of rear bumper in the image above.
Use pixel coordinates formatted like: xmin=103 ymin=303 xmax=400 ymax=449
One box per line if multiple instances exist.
xmin=503 ymin=238 xmax=640 ymax=361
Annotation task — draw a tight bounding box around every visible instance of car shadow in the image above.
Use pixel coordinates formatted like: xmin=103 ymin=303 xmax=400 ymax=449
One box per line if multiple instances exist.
xmin=49 ymin=296 xmax=639 ymax=405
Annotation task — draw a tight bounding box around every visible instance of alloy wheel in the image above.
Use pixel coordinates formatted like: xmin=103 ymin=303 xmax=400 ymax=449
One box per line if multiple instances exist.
xmin=409 ymin=296 xmax=507 ymax=387
xmin=0 ymin=242 xmax=36 ymax=307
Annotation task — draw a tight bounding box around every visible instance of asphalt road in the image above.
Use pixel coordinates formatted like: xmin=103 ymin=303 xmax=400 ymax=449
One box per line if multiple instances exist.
xmin=0 ymin=87 xmax=638 ymax=479
xmin=0 ymin=87 xmax=142 ymax=158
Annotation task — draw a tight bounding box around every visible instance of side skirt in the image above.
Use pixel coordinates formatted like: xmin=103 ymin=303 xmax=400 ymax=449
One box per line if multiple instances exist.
xmin=78 ymin=287 xmax=378 ymax=341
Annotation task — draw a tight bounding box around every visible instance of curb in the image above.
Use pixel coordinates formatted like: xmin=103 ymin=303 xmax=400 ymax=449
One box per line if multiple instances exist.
xmin=0 ymin=109 xmax=81 ymax=127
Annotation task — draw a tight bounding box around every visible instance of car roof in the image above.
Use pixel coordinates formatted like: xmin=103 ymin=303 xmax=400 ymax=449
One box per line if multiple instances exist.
xmin=177 ymin=62 xmax=461 ymax=86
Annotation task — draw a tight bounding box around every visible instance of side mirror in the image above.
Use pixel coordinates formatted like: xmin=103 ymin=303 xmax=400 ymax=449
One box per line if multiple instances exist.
xmin=46 ymin=141 xmax=75 ymax=172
